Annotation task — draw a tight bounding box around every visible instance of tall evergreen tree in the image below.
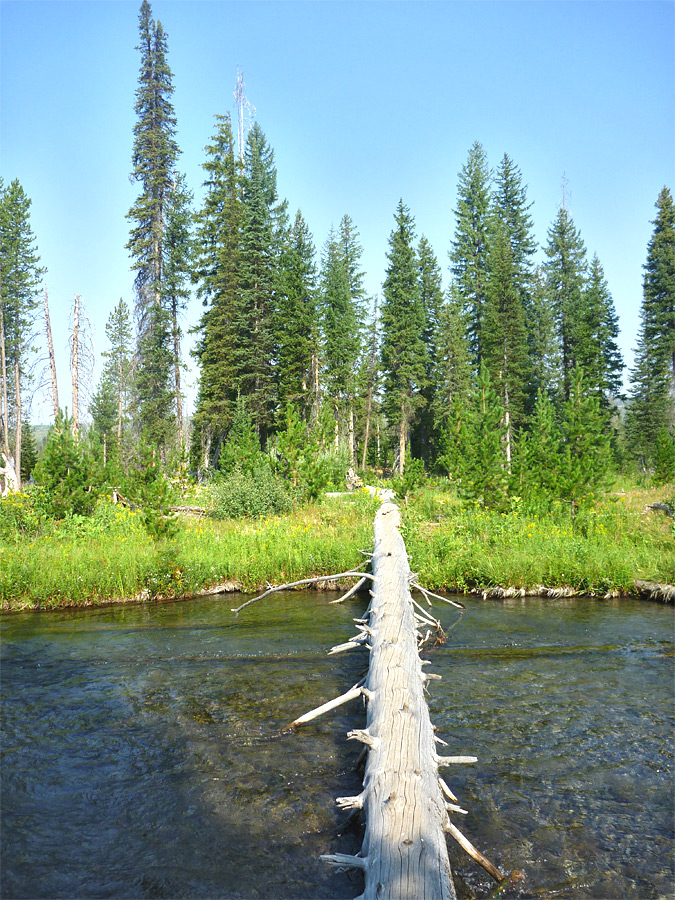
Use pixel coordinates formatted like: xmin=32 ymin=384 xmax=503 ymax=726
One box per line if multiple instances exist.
xmin=626 ymin=186 xmax=675 ymax=463
xmin=236 ymin=123 xmax=285 ymax=445
xmin=544 ymin=206 xmax=588 ymax=400
xmin=381 ymin=200 xmax=427 ymax=474
xmin=526 ymin=265 xmax=561 ymax=404
xmin=319 ymin=221 xmax=365 ymax=461
xmin=413 ymin=235 xmax=444 ymax=462
xmin=432 ymin=283 xmax=472 ymax=442
xmin=126 ymin=0 xmax=180 ymax=448
xmin=91 ymin=299 xmax=133 ymax=459
xmin=276 ymin=210 xmax=319 ymax=420
xmin=0 ymin=178 xmax=46 ymax=489
xmin=576 ymin=254 xmax=623 ymax=407
xmin=491 ymin=154 xmax=537 ymax=282
xmin=450 ymin=141 xmax=492 ymax=367
xmin=163 ymin=172 xmax=193 ymax=444
xmin=191 ymin=113 xmax=242 ymax=465
xmin=482 ymin=219 xmax=531 ymax=466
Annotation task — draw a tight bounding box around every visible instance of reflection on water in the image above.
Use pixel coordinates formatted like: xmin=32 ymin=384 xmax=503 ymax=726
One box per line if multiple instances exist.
xmin=1 ymin=594 xmax=673 ymax=899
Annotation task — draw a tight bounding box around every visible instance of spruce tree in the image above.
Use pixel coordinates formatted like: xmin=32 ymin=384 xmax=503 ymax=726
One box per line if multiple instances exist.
xmin=319 ymin=221 xmax=365 ymax=461
xmin=236 ymin=123 xmax=285 ymax=445
xmin=191 ymin=114 xmax=242 ymax=465
xmin=413 ymin=235 xmax=444 ymax=462
xmin=543 ymin=206 xmax=588 ymax=400
xmin=576 ymin=254 xmax=623 ymax=407
xmin=276 ymin=210 xmax=319 ymax=421
xmin=482 ymin=219 xmax=531 ymax=466
xmin=432 ymin=284 xmax=472 ymax=468
xmin=559 ymin=365 xmax=613 ymax=512
xmin=454 ymin=363 xmax=508 ymax=509
xmin=450 ymin=141 xmax=492 ymax=367
xmin=526 ymin=265 xmax=562 ymax=404
xmin=126 ymin=0 xmax=180 ymax=449
xmin=0 ymin=178 xmax=46 ymax=488
xmin=516 ymin=389 xmax=562 ymax=509
xmin=91 ymin=299 xmax=133 ymax=460
xmin=163 ymin=171 xmax=194 ymax=444
xmin=626 ymin=186 xmax=675 ymax=464
xmin=380 ymin=200 xmax=427 ymax=474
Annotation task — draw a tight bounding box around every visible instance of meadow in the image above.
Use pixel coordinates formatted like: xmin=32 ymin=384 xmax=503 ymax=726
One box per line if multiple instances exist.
xmin=0 ymin=480 xmax=672 ymax=611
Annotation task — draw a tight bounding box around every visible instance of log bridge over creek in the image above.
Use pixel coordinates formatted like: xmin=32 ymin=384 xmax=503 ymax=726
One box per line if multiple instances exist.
xmin=233 ymin=498 xmax=505 ymax=900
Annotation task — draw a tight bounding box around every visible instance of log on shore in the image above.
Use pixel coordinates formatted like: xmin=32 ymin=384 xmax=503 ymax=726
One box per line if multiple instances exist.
xmin=332 ymin=500 xmax=458 ymax=899
xmin=634 ymin=580 xmax=675 ymax=603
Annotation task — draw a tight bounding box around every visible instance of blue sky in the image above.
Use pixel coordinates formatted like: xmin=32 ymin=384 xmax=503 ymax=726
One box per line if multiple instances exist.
xmin=1 ymin=0 xmax=673 ymax=423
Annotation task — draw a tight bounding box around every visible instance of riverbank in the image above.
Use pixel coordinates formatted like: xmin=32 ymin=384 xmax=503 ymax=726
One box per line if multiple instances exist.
xmin=1 ymin=484 xmax=673 ymax=611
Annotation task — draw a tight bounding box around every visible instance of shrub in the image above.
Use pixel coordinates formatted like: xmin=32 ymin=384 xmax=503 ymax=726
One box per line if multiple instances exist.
xmin=209 ymin=467 xmax=293 ymax=519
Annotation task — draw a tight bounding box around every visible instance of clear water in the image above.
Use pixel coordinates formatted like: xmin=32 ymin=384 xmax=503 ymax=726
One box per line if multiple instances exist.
xmin=1 ymin=593 xmax=673 ymax=900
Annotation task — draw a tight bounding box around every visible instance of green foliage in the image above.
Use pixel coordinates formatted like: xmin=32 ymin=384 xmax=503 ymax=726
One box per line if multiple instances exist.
xmin=32 ymin=412 xmax=98 ymax=519
xmin=209 ymin=468 xmax=292 ymax=520
xmin=0 ymin=490 xmax=45 ymax=539
xmin=392 ymin=456 xmax=426 ymax=502
xmin=653 ymin=428 xmax=675 ymax=485
xmin=450 ymin=141 xmax=492 ymax=365
xmin=20 ymin=420 xmax=38 ymax=482
xmin=626 ymin=187 xmax=675 ymax=464
xmin=218 ymin=396 xmax=265 ymax=476
xmin=558 ymin=366 xmax=614 ymax=512
xmin=454 ymin=364 xmax=509 ymax=509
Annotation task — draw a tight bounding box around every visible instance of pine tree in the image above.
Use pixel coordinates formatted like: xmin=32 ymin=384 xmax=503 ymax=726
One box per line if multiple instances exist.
xmin=91 ymin=299 xmax=133 ymax=460
xmin=454 ymin=363 xmax=508 ymax=509
xmin=516 ymin=388 xmax=562 ymax=508
xmin=482 ymin=219 xmax=531 ymax=466
xmin=126 ymin=0 xmax=180 ymax=449
xmin=576 ymin=254 xmax=623 ymax=407
xmin=20 ymin=420 xmax=38 ymax=483
xmin=236 ymin=123 xmax=285 ymax=445
xmin=319 ymin=222 xmax=364 ymax=461
xmin=626 ymin=186 xmax=675 ymax=463
xmin=0 ymin=178 xmax=46 ymax=489
xmin=276 ymin=210 xmax=319 ymax=420
xmin=543 ymin=206 xmax=588 ymax=400
xmin=653 ymin=427 xmax=675 ymax=485
xmin=381 ymin=200 xmax=427 ymax=474
xmin=526 ymin=265 xmax=561 ymax=405
xmin=432 ymin=284 xmax=472 ymax=470
xmin=492 ymin=154 xmax=537 ymax=283
xmin=163 ymin=171 xmax=193 ymax=444
xmin=559 ymin=365 xmax=613 ymax=512
xmin=413 ymin=235 xmax=444 ymax=462
xmin=450 ymin=141 xmax=492 ymax=367
xmin=191 ymin=113 xmax=242 ymax=466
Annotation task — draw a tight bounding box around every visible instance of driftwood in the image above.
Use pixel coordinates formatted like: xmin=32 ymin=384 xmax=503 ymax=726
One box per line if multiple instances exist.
xmin=634 ymin=580 xmax=675 ymax=603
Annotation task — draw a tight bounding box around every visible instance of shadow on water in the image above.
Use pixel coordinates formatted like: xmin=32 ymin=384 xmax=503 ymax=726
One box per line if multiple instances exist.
xmin=1 ymin=592 xmax=674 ymax=899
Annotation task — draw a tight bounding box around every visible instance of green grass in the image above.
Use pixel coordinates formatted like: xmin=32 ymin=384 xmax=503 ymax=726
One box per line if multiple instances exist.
xmin=0 ymin=481 xmax=672 ymax=610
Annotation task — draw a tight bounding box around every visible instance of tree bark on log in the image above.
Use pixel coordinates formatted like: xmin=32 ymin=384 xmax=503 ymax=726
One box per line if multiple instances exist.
xmin=340 ymin=500 xmax=457 ymax=899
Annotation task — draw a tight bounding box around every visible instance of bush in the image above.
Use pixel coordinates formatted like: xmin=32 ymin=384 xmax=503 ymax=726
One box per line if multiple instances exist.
xmin=0 ymin=490 xmax=45 ymax=539
xmin=209 ymin=467 xmax=293 ymax=519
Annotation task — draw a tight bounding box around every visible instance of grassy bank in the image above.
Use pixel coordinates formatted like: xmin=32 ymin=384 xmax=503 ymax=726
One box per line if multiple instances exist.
xmin=0 ymin=483 xmax=672 ymax=611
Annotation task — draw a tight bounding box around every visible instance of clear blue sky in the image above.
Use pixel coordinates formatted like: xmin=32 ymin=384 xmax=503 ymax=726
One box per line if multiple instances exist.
xmin=1 ymin=0 xmax=673 ymax=423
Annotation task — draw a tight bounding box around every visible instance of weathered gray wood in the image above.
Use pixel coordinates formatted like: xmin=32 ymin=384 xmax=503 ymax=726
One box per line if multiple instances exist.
xmin=348 ymin=500 xmax=457 ymax=899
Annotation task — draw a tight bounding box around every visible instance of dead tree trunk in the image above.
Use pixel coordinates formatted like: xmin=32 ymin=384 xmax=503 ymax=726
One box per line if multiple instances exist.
xmin=71 ymin=293 xmax=80 ymax=437
xmin=43 ymin=287 xmax=59 ymax=421
xmin=328 ymin=500 xmax=457 ymax=898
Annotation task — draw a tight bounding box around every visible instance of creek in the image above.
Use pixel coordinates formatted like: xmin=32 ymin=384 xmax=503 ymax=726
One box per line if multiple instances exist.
xmin=1 ymin=593 xmax=673 ymax=899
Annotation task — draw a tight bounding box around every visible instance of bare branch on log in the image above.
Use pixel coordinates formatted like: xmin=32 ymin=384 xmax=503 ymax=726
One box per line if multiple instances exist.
xmin=329 ymin=575 xmax=369 ymax=604
xmin=411 ymin=582 xmax=466 ymax=612
xmin=444 ymin=820 xmax=505 ymax=883
xmin=437 ymin=755 xmax=478 ymax=765
xmin=231 ymin=566 xmax=373 ymax=614
xmin=320 ymin=853 xmax=367 ymax=870
xmin=287 ymin=683 xmax=365 ymax=730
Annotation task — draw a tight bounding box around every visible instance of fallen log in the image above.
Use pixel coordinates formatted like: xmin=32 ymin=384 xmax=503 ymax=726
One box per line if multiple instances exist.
xmin=237 ymin=498 xmax=503 ymax=898
xmin=323 ymin=499 xmax=459 ymax=898
xmin=634 ymin=580 xmax=675 ymax=603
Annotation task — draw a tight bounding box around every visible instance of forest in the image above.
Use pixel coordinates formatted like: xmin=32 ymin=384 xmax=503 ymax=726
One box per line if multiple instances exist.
xmin=0 ymin=1 xmax=673 ymax=608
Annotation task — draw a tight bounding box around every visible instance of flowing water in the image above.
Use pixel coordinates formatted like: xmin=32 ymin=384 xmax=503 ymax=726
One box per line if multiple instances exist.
xmin=1 ymin=593 xmax=673 ymax=900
